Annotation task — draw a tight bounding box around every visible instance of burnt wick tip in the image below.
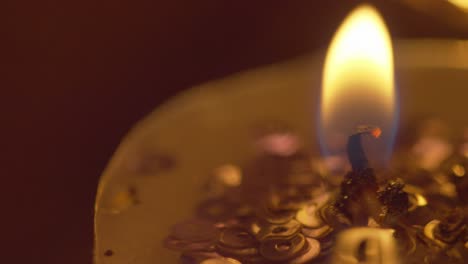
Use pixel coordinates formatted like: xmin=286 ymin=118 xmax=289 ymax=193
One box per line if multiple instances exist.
xmin=347 ymin=126 xmax=381 ymax=171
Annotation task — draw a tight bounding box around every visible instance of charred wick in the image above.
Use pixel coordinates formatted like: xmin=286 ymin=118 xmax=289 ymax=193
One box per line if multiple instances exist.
xmin=347 ymin=125 xmax=381 ymax=171
xmin=347 ymin=132 xmax=369 ymax=171
xmin=334 ymin=126 xmax=410 ymax=226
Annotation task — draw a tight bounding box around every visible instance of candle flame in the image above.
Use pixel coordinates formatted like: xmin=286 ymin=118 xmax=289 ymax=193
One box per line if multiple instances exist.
xmin=448 ymin=0 xmax=468 ymax=11
xmin=319 ymin=4 xmax=397 ymax=165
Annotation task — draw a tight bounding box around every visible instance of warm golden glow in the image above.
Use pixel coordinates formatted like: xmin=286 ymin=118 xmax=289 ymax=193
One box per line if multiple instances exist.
xmin=415 ymin=193 xmax=428 ymax=206
xmin=322 ymin=4 xmax=394 ymax=124
xmin=320 ymin=5 xmax=396 ymax=163
xmin=405 ymin=185 xmax=428 ymax=210
xmin=448 ymin=0 xmax=468 ymax=11
xmin=215 ymin=164 xmax=242 ymax=187
xmin=452 ymin=164 xmax=466 ymax=177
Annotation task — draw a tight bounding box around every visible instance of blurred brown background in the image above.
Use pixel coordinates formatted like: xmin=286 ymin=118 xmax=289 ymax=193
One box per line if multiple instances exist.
xmin=4 ymin=0 xmax=468 ymax=263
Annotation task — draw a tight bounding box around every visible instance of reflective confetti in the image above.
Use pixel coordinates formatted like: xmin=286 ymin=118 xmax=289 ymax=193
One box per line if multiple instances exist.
xmin=259 ymin=234 xmax=306 ymax=261
xmin=160 ymin=127 xmax=468 ymax=264
xmin=256 ymin=133 xmax=300 ymax=157
xmin=200 ymin=257 xmax=241 ymax=264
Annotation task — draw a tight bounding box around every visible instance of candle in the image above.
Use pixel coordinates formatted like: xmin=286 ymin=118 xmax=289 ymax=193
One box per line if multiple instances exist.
xmin=94 ymin=4 xmax=468 ymax=264
xmin=170 ymin=5 xmax=401 ymax=262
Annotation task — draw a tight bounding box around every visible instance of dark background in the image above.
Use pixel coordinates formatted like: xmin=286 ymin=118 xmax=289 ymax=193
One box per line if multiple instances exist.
xmin=5 ymin=1 xmax=468 ymax=263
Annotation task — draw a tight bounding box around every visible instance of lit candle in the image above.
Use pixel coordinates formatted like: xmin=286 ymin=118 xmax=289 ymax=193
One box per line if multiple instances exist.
xmin=94 ymin=3 xmax=468 ymax=264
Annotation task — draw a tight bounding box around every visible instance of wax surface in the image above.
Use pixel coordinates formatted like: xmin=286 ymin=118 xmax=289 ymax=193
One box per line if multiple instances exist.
xmin=94 ymin=39 xmax=468 ymax=264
